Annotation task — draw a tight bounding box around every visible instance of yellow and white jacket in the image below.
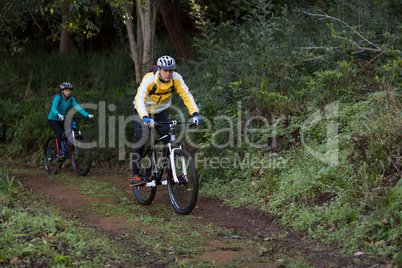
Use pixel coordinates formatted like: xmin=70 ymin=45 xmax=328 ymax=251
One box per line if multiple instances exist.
xmin=134 ymin=71 xmax=199 ymax=119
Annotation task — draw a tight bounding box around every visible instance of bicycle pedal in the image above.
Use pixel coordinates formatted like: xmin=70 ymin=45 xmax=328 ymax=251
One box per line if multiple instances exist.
xmin=146 ymin=181 xmax=156 ymax=187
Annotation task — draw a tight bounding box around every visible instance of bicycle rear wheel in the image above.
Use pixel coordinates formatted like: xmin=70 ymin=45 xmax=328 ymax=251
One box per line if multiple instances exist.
xmin=133 ymin=148 xmax=157 ymax=205
xmin=44 ymin=136 xmax=62 ymax=175
xmin=167 ymin=149 xmax=198 ymax=215
xmin=71 ymin=134 xmax=92 ymax=176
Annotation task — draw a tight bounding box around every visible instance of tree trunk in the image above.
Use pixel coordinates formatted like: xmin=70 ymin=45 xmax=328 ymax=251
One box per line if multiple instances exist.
xmin=126 ymin=16 xmax=142 ymax=83
xmin=59 ymin=24 xmax=72 ymax=53
xmin=59 ymin=1 xmax=72 ymax=54
xmin=137 ymin=0 xmax=153 ymax=74
xmin=117 ymin=0 xmax=158 ymax=81
xmin=136 ymin=1 xmax=143 ymax=65
xmin=160 ymin=0 xmax=192 ymax=59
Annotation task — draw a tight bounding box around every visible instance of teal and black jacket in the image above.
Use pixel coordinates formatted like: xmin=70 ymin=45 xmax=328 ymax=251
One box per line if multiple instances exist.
xmin=47 ymin=94 xmax=89 ymax=121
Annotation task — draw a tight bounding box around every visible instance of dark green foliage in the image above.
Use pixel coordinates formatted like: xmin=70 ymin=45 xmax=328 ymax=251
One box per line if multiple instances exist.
xmin=0 ymin=0 xmax=401 ymax=264
xmin=184 ymin=0 xmax=401 ymax=263
xmin=0 ymin=45 xmax=135 ymax=164
xmin=362 ymin=179 xmax=401 ymax=245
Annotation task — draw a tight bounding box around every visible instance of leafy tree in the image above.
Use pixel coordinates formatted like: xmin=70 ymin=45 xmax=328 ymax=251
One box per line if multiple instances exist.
xmin=0 ymin=0 xmax=103 ymax=54
xmin=40 ymin=0 xmax=103 ymax=53
xmin=0 ymin=0 xmax=36 ymax=54
xmin=108 ymin=0 xmax=158 ymax=81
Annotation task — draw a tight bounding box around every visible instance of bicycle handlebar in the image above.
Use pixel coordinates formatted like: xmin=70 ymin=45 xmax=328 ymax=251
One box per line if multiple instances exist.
xmin=154 ymin=120 xmax=197 ymax=127
xmin=64 ymin=116 xmax=92 ymax=121
xmin=72 ymin=116 xmax=91 ymax=120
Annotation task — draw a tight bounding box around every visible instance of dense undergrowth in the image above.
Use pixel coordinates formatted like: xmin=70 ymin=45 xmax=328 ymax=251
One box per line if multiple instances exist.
xmin=0 ymin=0 xmax=401 ymax=266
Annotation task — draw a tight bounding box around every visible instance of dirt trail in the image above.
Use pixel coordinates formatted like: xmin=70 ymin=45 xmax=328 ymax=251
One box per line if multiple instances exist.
xmin=12 ymin=168 xmax=372 ymax=267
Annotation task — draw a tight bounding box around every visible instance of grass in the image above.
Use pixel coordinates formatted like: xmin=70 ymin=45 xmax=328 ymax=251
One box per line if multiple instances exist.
xmin=0 ymin=172 xmax=211 ymax=267
xmin=198 ymin=91 xmax=402 ymax=266
xmin=1 ymin=166 xmax=370 ymax=267
xmin=0 ymin=192 xmax=136 ymax=266
xmin=0 ymin=166 xmax=24 ymax=199
xmin=0 ymin=169 xmax=264 ymax=267
xmin=2 ymin=140 xmax=401 ymax=268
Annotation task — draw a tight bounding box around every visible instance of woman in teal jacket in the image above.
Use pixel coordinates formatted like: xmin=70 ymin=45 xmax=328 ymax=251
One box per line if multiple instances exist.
xmin=47 ymin=82 xmax=94 ymax=161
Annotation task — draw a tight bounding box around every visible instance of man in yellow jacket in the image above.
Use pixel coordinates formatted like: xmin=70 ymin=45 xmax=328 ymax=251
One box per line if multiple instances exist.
xmin=130 ymin=55 xmax=201 ymax=186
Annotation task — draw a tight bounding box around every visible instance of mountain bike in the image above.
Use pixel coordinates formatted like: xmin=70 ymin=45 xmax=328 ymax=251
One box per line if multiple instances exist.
xmin=133 ymin=120 xmax=199 ymax=215
xmin=44 ymin=117 xmax=92 ymax=176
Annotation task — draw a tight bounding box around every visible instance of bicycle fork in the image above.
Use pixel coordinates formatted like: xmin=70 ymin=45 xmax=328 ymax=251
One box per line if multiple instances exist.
xmin=167 ymin=124 xmax=187 ymax=184
xmin=168 ymin=144 xmax=187 ymax=184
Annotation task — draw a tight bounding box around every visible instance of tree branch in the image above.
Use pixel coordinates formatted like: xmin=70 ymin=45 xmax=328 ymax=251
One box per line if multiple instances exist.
xmin=302 ymin=11 xmax=388 ymax=54
xmin=29 ymin=10 xmax=43 ymax=32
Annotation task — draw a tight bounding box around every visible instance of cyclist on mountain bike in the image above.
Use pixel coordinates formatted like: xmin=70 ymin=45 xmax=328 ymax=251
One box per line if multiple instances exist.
xmin=47 ymin=82 xmax=94 ymax=161
xmin=131 ymin=55 xmax=201 ymax=186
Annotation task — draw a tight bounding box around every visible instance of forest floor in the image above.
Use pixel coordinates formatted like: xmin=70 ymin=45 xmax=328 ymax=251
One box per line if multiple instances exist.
xmin=9 ymin=165 xmax=387 ymax=268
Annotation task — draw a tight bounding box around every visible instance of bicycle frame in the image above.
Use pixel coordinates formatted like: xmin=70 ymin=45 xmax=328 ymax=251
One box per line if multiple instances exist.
xmin=45 ymin=116 xmax=92 ymax=176
xmin=61 ymin=120 xmax=81 ymax=159
xmin=143 ymin=121 xmax=189 ymax=187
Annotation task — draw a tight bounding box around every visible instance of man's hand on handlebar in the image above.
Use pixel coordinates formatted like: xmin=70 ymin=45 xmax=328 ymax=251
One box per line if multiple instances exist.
xmin=143 ymin=116 xmax=155 ymax=128
xmin=192 ymin=112 xmax=201 ymax=126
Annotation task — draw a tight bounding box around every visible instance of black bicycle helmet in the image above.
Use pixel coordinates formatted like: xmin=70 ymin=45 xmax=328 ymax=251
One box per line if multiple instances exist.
xmin=157 ymin=55 xmax=176 ymax=70
xmin=59 ymin=82 xmax=73 ymax=90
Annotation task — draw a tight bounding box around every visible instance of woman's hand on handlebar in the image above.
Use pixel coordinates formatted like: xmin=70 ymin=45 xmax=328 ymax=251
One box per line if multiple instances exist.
xmin=58 ymin=114 xmax=65 ymax=121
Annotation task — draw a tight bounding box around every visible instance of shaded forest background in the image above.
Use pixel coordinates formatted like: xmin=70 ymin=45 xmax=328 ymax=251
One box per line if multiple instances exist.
xmin=1 ymin=0 xmax=401 ymax=266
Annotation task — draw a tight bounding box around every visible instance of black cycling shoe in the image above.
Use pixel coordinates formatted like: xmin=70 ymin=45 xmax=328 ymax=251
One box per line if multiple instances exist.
xmin=130 ymin=174 xmax=146 ymax=187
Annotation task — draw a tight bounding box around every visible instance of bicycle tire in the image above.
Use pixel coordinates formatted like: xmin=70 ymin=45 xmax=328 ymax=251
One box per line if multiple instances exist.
xmin=44 ymin=136 xmax=62 ymax=175
xmin=71 ymin=134 xmax=92 ymax=176
xmin=167 ymin=149 xmax=198 ymax=215
xmin=133 ymin=148 xmax=157 ymax=205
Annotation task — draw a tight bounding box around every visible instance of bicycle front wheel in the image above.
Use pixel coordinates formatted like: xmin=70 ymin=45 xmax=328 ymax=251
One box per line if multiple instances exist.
xmin=71 ymin=134 xmax=92 ymax=176
xmin=133 ymin=148 xmax=156 ymax=205
xmin=167 ymin=149 xmax=198 ymax=215
xmin=44 ymin=136 xmax=62 ymax=175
